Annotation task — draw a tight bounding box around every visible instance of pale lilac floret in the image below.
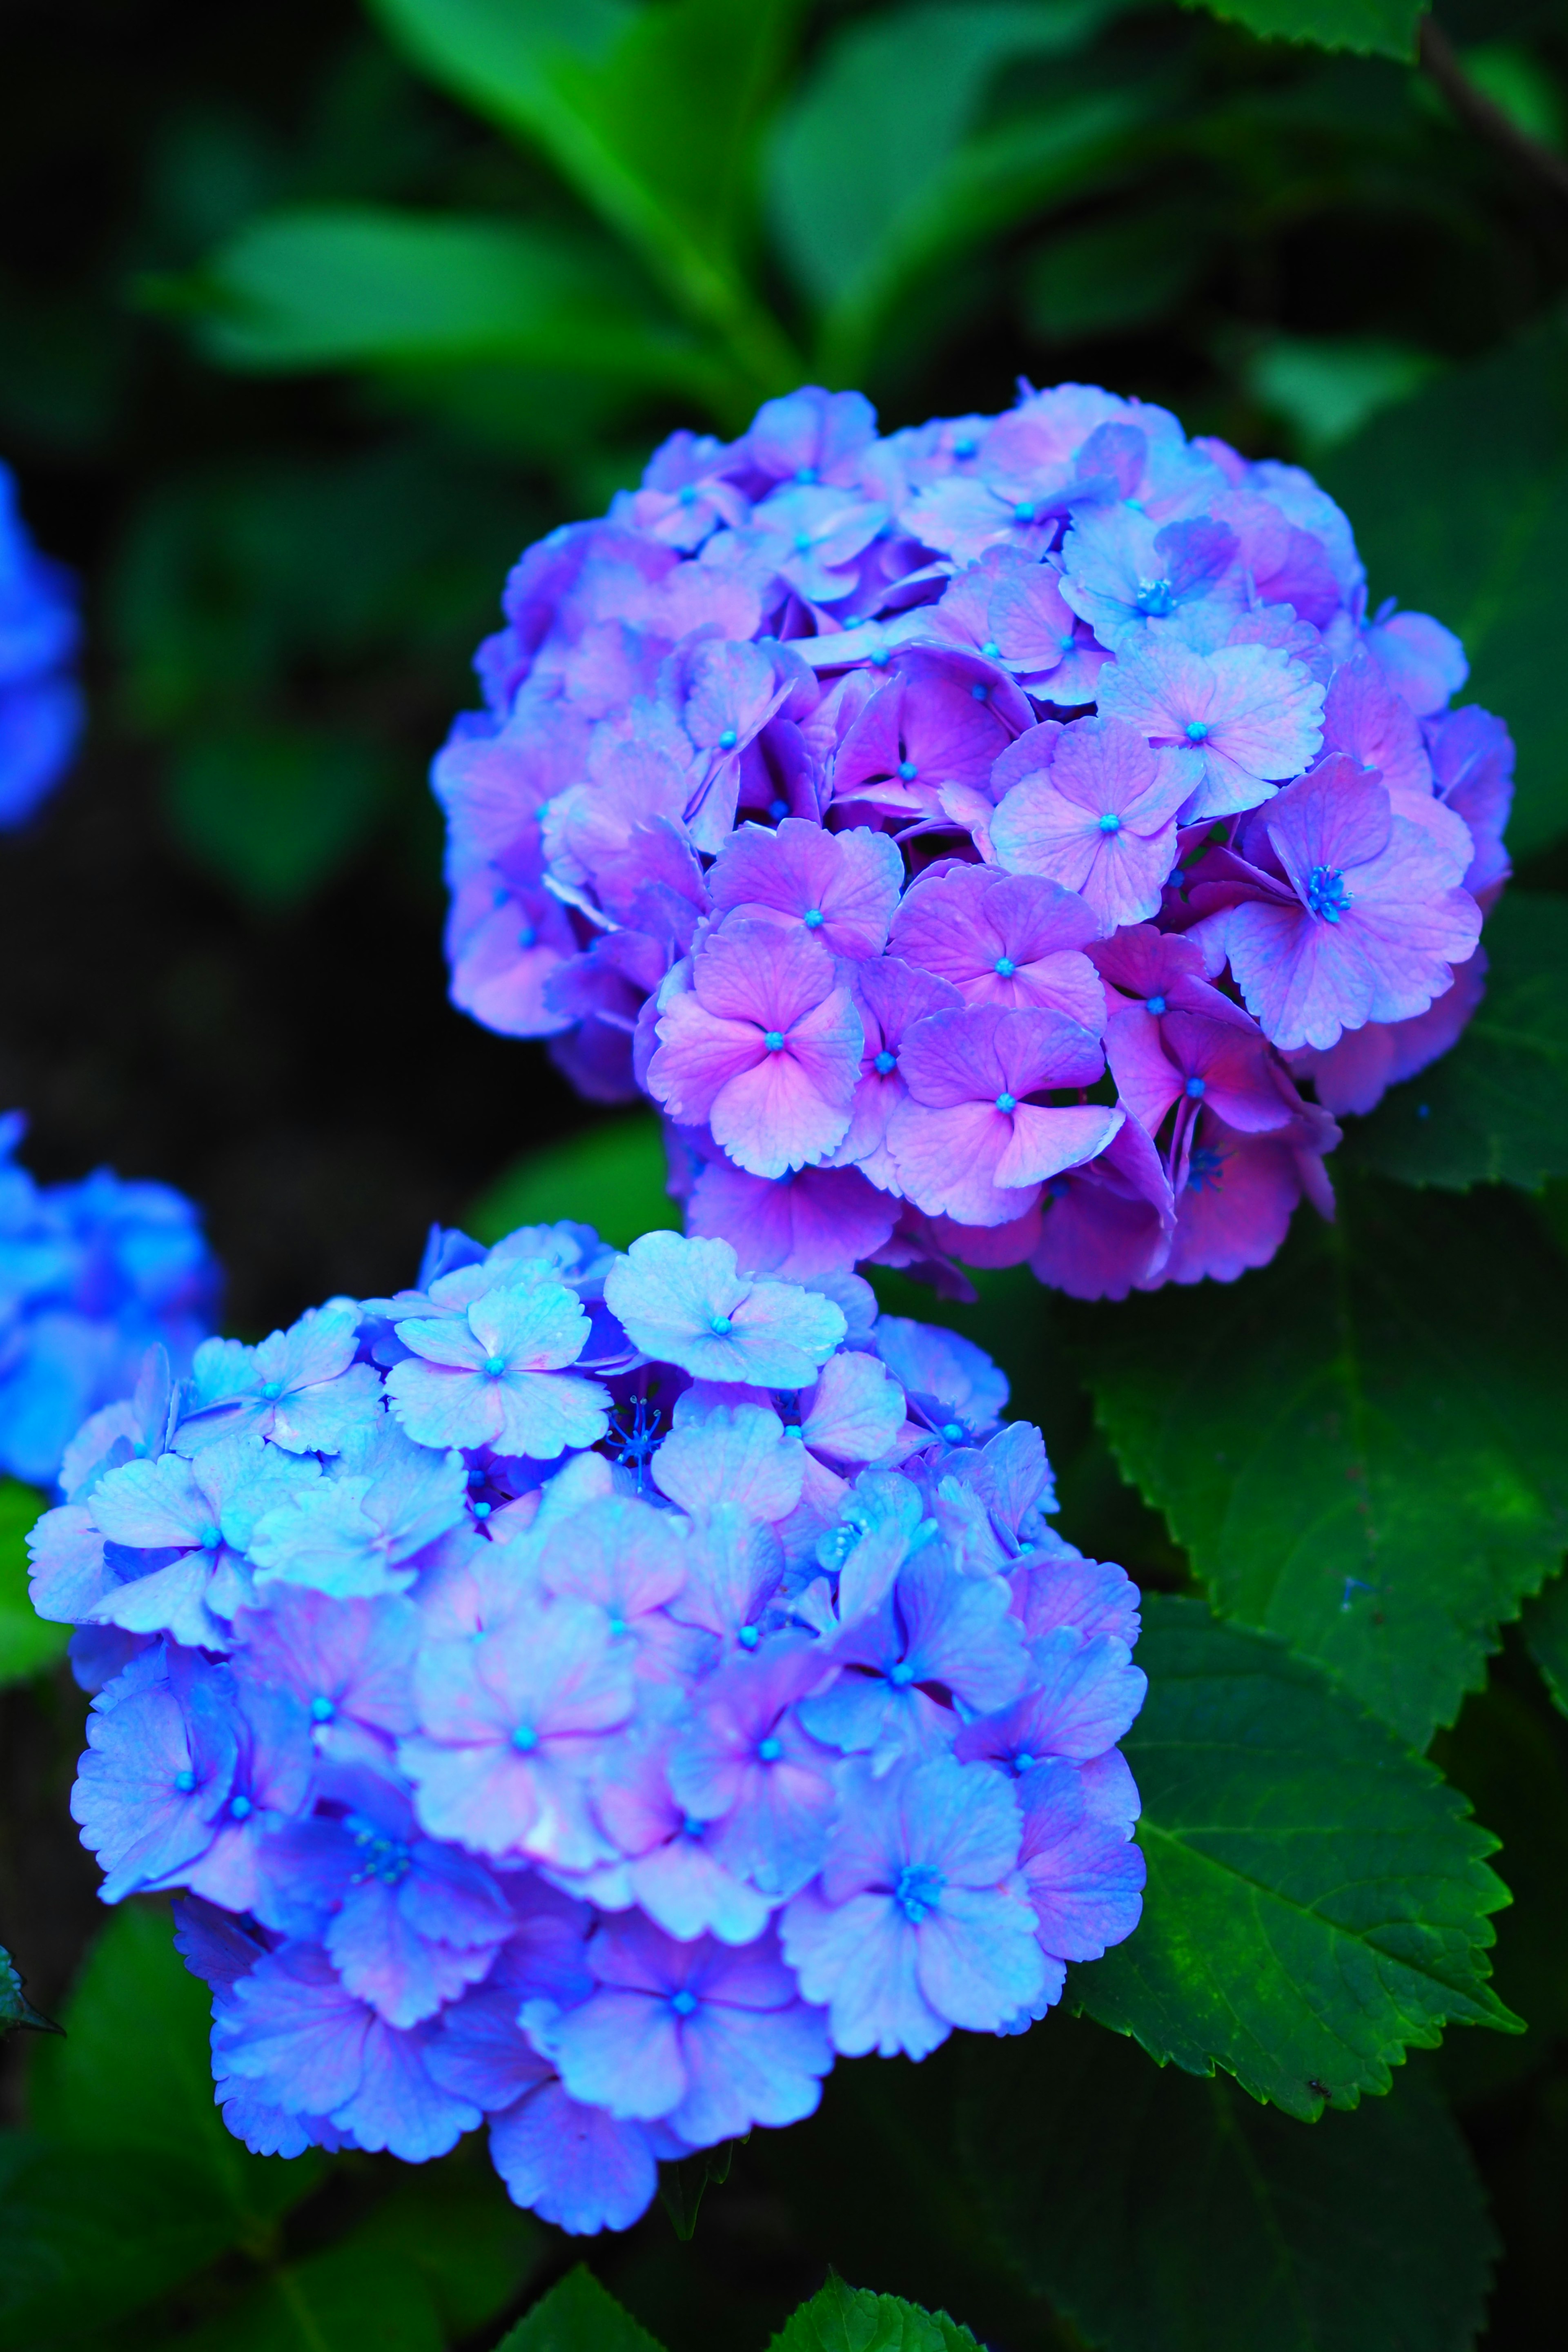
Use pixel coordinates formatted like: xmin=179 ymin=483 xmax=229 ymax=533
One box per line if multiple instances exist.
xmin=180 ymin=1301 xmax=382 ymax=1455
xmin=782 ymin=1754 xmax=1047 ymax=2057
xmin=888 ymin=866 xmax=1105 ymax=1029
xmin=402 ymin=1596 xmax=633 ymax=1869
xmin=543 ymin=1915 xmax=831 ymax=2146
xmin=1015 ymin=1757 xmax=1145 ymax=1964
xmin=248 ymin=1419 xmax=468 ymax=1601
xmin=872 ymin=1316 xmax=1008 ymax=1445
xmin=1058 ymin=503 xmax=1240 ymax=649
xmin=605 ymin=1230 xmax=845 ymax=1386
xmin=1098 ymin=635 xmax=1325 ymax=821
xmin=687 ymin=1156 xmax=899 ymax=1279
xmin=213 ymin=1940 xmax=481 ymax=2161
xmin=889 ymin=1004 xmax=1121 ymax=1227
xmin=648 ymin=920 xmax=863 ymax=1177
xmin=387 ymin=1277 xmax=609 ymax=1458
xmin=707 ymin=818 xmax=903 ymax=960
xmin=990 ymin=714 xmax=1192 ymax=932
xmin=953 ymin=1627 xmax=1147 ymax=1771
xmin=800 ymin=1549 xmax=1030 ymax=1760
xmin=667 ymin=1642 xmax=839 ymax=1898
xmin=1197 ymin=757 xmax=1483 ymax=1053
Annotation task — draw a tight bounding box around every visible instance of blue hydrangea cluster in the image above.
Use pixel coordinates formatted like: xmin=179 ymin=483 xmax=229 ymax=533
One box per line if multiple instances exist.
xmin=0 ymin=1113 xmax=221 ymax=1491
xmin=31 ymin=1219 xmax=1145 ymax=2234
xmin=0 ymin=461 xmax=82 ymax=826
xmin=435 ymin=383 xmax=1512 ymax=1299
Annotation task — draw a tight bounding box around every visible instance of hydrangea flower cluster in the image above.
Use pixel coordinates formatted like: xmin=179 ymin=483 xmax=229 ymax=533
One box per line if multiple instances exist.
xmin=0 ymin=460 xmax=82 ymax=827
xmin=0 ymin=1114 xmax=220 ymax=1490
xmin=31 ymin=1219 xmax=1145 ymax=2234
xmin=435 ymin=383 xmax=1511 ymax=1297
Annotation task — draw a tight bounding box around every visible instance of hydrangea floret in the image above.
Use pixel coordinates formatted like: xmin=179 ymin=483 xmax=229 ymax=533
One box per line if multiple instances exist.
xmin=31 ymin=1219 xmax=1145 ymax=2234
xmin=0 ymin=1113 xmax=221 ymax=1490
xmin=434 ymin=383 xmax=1511 ymax=1298
xmin=0 ymin=461 xmax=82 ymax=826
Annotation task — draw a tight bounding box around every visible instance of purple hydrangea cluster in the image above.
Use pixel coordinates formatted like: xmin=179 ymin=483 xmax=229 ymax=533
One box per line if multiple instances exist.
xmin=0 ymin=1114 xmax=220 ymax=1490
xmin=436 ymin=384 xmax=1511 ymax=1296
xmin=0 ymin=461 xmax=82 ymax=827
xmin=31 ymin=1219 xmax=1145 ymax=2233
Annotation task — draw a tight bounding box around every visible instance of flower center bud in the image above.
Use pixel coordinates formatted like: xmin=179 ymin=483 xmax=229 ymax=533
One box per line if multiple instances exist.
xmin=718 ymin=727 xmax=738 ymax=750
xmin=898 ymin=760 xmax=918 ymax=781
xmin=994 ymin=956 xmax=1016 ymax=978
xmin=981 ymin=639 xmax=1001 ymax=658
xmin=757 ymin=1735 xmax=784 ymax=1763
xmin=670 ymin=1988 xmax=699 ymax=2016
xmin=893 ymin=1863 xmax=945 ymax=1924
xmin=995 ymin=1091 xmax=1017 ymax=1114
xmin=1098 ymin=811 xmax=1122 ymax=833
xmin=483 ymin=1355 xmax=506 ymax=1376
xmin=1185 ymin=720 xmax=1210 ymax=743
xmin=513 ymin=1724 xmax=539 ymax=1753
xmin=1306 ymin=864 xmax=1352 ymax=923
xmin=709 ymin=1313 xmax=734 ymax=1336
xmin=941 ymin=1421 xmax=964 ymax=1443
xmin=1146 ymin=994 xmax=1167 ymax=1015
xmin=763 ymin=1030 xmax=786 ymax=1052
xmin=874 ymin=1049 xmax=897 ymax=1074
xmin=1185 ymin=1076 xmax=1206 ymax=1099
xmin=803 ymin=908 xmax=824 ymax=929
xmin=1013 ymin=501 xmax=1036 ymax=523
xmin=310 ymin=1695 xmax=335 ymax=1722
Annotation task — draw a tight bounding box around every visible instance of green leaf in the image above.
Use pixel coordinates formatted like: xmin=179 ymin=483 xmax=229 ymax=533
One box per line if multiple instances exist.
xmin=182 ymin=205 xmax=731 ymax=410
xmin=470 ymin=1113 xmax=674 ymax=1248
xmin=497 ymin=2265 xmax=666 ymax=2352
xmin=0 ymin=2136 xmax=243 ymax=2351
xmin=367 ymin=0 xmax=804 ymax=406
xmin=165 ymin=724 xmax=395 ymax=909
xmin=157 ymin=2238 xmax=446 ymax=2352
xmin=0 ymin=1477 xmax=65 ymax=1687
xmin=1074 ymin=1176 xmax=1568 ymax=1743
xmin=765 ymin=1 xmax=1149 ymax=378
xmin=1521 ymin=1566 xmax=1568 ymax=1719
xmin=1022 ymin=207 xmax=1210 ymax=344
xmin=1345 ymin=893 xmax=1568 ymax=1192
xmin=768 ymin=2276 xmax=981 ymax=2352
xmin=344 ymin=2156 xmax=546 ymax=2340
xmin=960 ymin=2018 xmax=1496 ymax=2352
xmin=28 ymin=1900 xmax=321 ymax=2233
xmin=1178 ymin=0 xmax=1421 ymax=57
xmin=1071 ymin=1597 xmax=1517 ymax=2118
xmin=1321 ymin=312 xmax=1568 ymax=857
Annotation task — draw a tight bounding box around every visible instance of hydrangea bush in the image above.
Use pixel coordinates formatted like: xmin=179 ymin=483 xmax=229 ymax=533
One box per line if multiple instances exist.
xmin=435 ymin=383 xmax=1511 ymax=1296
xmin=29 ymin=1218 xmax=1145 ymax=2233
xmin=0 ymin=1113 xmax=221 ymax=1491
xmin=0 ymin=460 xmax=82 ymax=827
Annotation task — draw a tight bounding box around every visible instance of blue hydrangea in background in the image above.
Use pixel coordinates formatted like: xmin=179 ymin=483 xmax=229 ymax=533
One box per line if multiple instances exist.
xmin=433 ymin=383 xmax=1511 ymax=1301
xmin=29 ymin=1218 xmax=1145 ymax=2234
xmin=0 ymin=461 xmax=83 ymax=827
xmin=0 ymin=1113 xmax=221 ymax=1490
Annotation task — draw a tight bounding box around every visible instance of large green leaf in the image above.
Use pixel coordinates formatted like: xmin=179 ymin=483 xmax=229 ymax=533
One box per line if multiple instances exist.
xmin=28 ymin=1900 xmax=320 ymax=2234
xmin=1074 ymin=1177 xmax=1568 ymax=1744
xmin=497 ymin=2265 xmax=666 ymax=2352
xmin=0 ymin=2137 xmax=241 ymax=2351
xmin=960 ymin=2019 xmax=1495 ymax=2352
xmin=0 ymin=1477 xmax=65 ymax=1687
xmin=1345 ymin=894 xmax=1568 ymax=1192
xmin=1322 ymin=314 xmax=1568 ymax=858
xmin=165 ymin=724 xmax=396 ymax=910
xmin=765 ymin=0 xmax=1149 ymax=379
xmin=1071 ymin=1599 xmax=1516 ymax=2118
xmin=768 ymin=2277 xmax=981 ymax=2352
xmin=368 ymin=0 xmax=804 ymax=405
xmin=1179 ymin=0 xmax=1421 ymax=56
xmin=470 ymin=1112 xmax=674 ymax=1248
xmin=185 ymin=205 xmax=728 ymax=410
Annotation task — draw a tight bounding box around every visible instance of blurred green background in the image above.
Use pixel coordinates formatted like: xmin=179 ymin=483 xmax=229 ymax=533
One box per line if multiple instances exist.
xmin=3 ymin=0 xmax=1568 ymax=2342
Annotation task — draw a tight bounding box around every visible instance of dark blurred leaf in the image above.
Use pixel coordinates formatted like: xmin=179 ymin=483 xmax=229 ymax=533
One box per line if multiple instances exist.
xmin=368 ymin=0 xmax=804 ymax=406
xmin=766 ymin=0 xmax=1152 ymax=379
xmin=961 ymin=2017 xmax=1495 ymax=2352
xmin=1241 ymin=334 xmax=1443 ymax=454
xmin=1075 ymin=1178 xmax=1568 ymax=1743
xmin=0 ymin=1477 xmax=65 ymax=1687
xmin=1521 ymin=1568 xmax=1568 ymax=1719
xmin=1023 ymin=206 xmax=1210 ymax=342
xmin=348 ymin=2156 xmax=546 ymax=2338
xmin=470 ymin=1112 xmax=674 ymax=1247
xmin=1323 ymin=314 xmax=1568 ymax=858
xmin=180 ymin=205 xmax=730 ymax=410
xmin=1347 ymin=894 xmax=1568 ymax=1190
xmin=1180 ymin=0 xmax=1422 ymax=54
xmin=768 ymin=2277 xmax=981 ymax=2352
xmin=28 ymin=1900 xmax=321 ymax=2232
xmin=162 ymin=2239 xmax=446 ymax=2352
xmin=0 ymin=2136 xmax=241 ymax=2351
xmin=497 ymin=2265 xmax=666 ymax=2352
xmin=1072 ymin=1597 xmax=1516 ymax=2117
xmin=165 ymin=726 xmax=395 ymax=909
